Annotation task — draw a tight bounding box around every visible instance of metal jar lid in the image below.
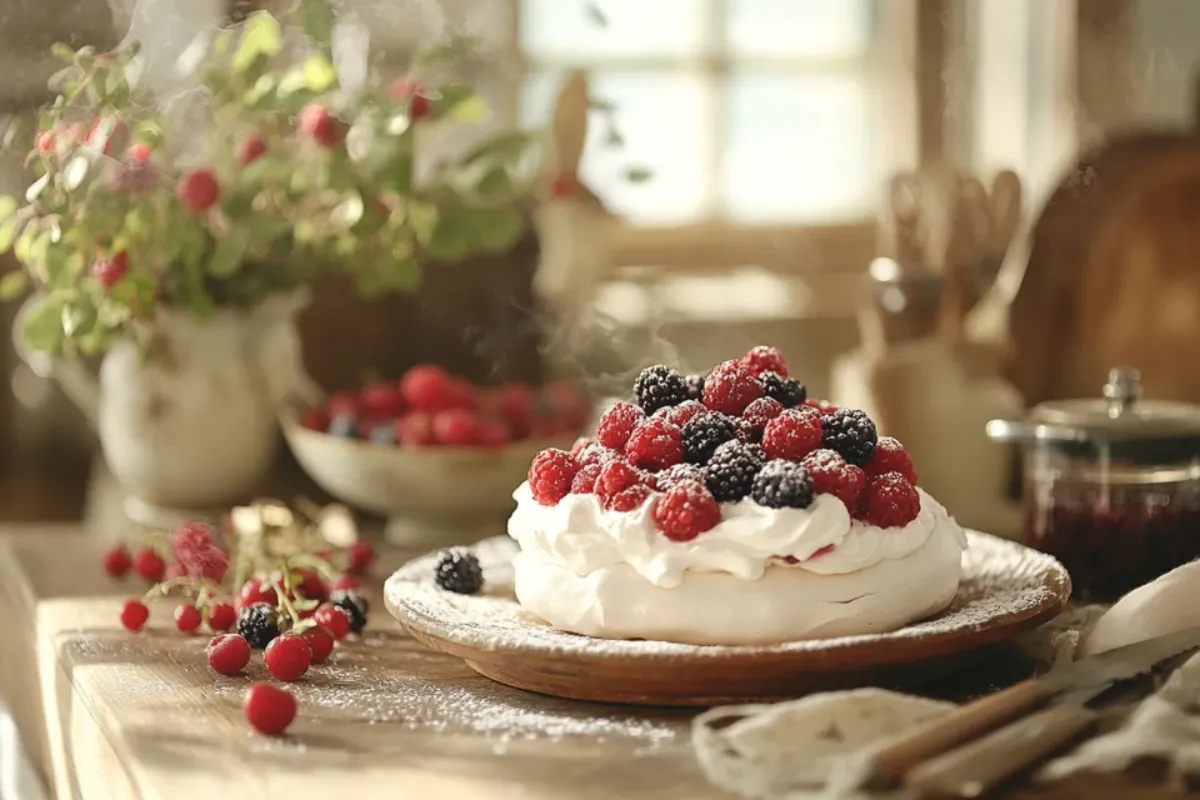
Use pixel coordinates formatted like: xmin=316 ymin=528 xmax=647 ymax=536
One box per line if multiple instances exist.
xmin=986 ymin=367 xmax=1200 ymax=463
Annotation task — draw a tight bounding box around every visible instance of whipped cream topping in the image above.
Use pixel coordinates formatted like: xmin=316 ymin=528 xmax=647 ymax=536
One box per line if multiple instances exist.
xmin=507 ymin=482 xmax=966 ymax=588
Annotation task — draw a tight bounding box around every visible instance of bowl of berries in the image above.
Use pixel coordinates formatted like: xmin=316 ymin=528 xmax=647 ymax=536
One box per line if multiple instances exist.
xmin=281 ymin=365 xmax=593 ymax=543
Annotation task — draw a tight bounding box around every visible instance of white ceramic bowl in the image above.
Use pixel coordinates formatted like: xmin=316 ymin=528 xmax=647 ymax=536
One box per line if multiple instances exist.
xmin=281 ymin=414 xmax=577 ymax=545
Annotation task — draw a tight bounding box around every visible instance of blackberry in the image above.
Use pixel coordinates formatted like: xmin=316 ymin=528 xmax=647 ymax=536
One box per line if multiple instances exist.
xmin=705 ymin=440 xmax=766 ymax=502
xmin=434 ymin=549 xmax=484 ymax=595
xmin=758 ymin=371 xmax=806 ymax=408
xmin=821 ymin=408 xmax=878 ymax=467
xmin=236 ymin=602 xmax=281 ymax=649
xmin=331 ymin=588 xmax=368 ymax=633
xmin=657 ymin=462 xmax=706 ymax=491
xmin=684 ymin=374 xmax=705 ymax=402
xmin=681 ymin=411 xmax=739 ymax=465
xmin=751 ymin=460 xmax=814 ymax=509
xmin=633 ymin=365 xmax=690 ymax=414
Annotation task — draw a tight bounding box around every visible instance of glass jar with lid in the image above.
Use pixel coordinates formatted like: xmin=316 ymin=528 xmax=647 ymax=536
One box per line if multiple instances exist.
xmin=987 ymin=367 xmax=1200 ymax=602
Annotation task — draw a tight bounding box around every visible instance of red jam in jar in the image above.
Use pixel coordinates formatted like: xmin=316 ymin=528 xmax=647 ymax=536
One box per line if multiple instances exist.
xmin=990 ymin=368 xmax=1200 ymax=602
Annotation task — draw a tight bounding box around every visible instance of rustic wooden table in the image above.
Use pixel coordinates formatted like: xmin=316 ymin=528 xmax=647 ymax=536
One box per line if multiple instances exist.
xmin=0 ymin=527 xmax=1178 ymax=799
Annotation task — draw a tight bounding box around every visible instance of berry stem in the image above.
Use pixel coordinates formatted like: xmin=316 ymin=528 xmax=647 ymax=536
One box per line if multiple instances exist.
xmin=271 ymin=567 xmax=304 ymax=629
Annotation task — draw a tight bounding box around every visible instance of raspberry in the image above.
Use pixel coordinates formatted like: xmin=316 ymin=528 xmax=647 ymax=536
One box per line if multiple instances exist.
xmin=313 ymin=603 xmax=352 ymax=641
xmin=639 ymin=469 xmax=660 ymax=490
xmin=528 ymin=448 xmax=579 ymax=505
xmin=624 ymin=418 xmax=683 ymax=471
xmin=175 ymin=603 xmax=203 ymax=634
xmin=575 ymin=442 xmax=617 ymax=467
xmin=652 ymin=481 xmax=721 ymax=542
xmin=103 ymin=545 xmax=131 ymax=578
xmin=207 ymin=634 xmax=251 ymax=676
xmin=656 ymin=463 xmax=706 ymax=491
xmin=657 ymin=399 xmax=705 ymax=429
xmin=433 ymin=409 xmax=483 ymax=445
xmin=347 ymin=541 xmax=375 ymax=575
xmin=632 ymin=365 xmax=690 ymax=414
xmin=177 ymin=168 xmax=220 ymax=213
xmin=751 ymin=460 xmax=815 ymax=509
xmin=478 ymin=420 xmax=512 ymax=448
xmin=801 ymin=449 xmax=866 ymax=511
xmin=685 ymin=374 xmax=705 ymax=401
xmin=821 ymin=408 xmax=878 ymax=467
xmin=866 ymin=436 xmax=918 ymax=484
xmin=570 ymin=464 xmax=601 ymax=493
xmin=301 ymin=626 xmax=335 ymax=664
xmin=120 ymin=599 xmax=149 ymax=632
xmin=742 ymin=396 xmax=784 ymax=441
xmin=742 ymin=345 xmax=789 ymax=377
xmin=244 ymin=682 xmax=297 ymax=736
xmin=702 ymin=360 xmax=764 ymax=415
xmin=758 ymin=372 xmax=806 ymax=408
xmin=606 ymin=484 xmax=652 ymax=512
xmin=132 ymin=547 xmax=165 ymax=582
xmin=331 ymin=589 xmax=368 ymax=634
xmin=401 ymin=365 xmax=451 ymax=410
xmin=541 ymin=381 xmax=592 ymax=429
xmin=595 ymin=459 xmax=643 ymax=502
xmin=329 ymin=574 xmax=360 ymax=593
xmin=236 ymin=578 xmax=277 ymax=610
xmin=491 ymin=383 xmax=536 ymax=438
xmin=596 ymin=402 xmax=646 ymax=450
xmin=398 ymin=412 xmax=436 ymax=446
xmin=705 ymin=440 xmax=766 ymax=502
xmin=434 ymin=549 xmax=484 ymax=594
xmin=171 ymin=520 xmax=227 ymax=581
xmin=236 ymin=603 xmax=282 ymax=649
xmin=239 ymin=134 xmax=268 ymax=164
xmin=207 ymin=602 xmax=236 ymax=633
xmin=265 ymin=633 xmax=313 ymax=681
xmin=681 ymin=411 xmax=739 ymax=464
xmin=861 ymin=472 xmax=921 ymax=528
xmin=299 ymin=103 xmax=342 ymax=147
xmin=92 ymin=251 xmax=129 ymax=289
xmin=360 ymin=382 xmax=406 ymax=416
xmin=762 ymin=407 xmax=823 ymax=462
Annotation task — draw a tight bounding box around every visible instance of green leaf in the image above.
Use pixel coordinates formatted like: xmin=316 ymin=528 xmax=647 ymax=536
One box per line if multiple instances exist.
xmin=473 ymin=206 xmax=525 ymax=252
xmin=426 ymin=206 xmax=477 ymax=262
xmin=411 ymin=35 xmax=477 ymax=69
xmin=19 ymin=294 xmax=66 ymax=354
xmin=477 ymin=168 xmax=511 ymax=196
xmin=41 ymin=244 xmax=82 ymax=289
xmin=444 ymin=94 xmax=489 ymax=123
xmin=0 ymin=272 xmax=28 ymax=300
xmin=330 ymin=192 xmax=365 ymax=231
xmin=0 ymin=196 xmax=15 ymax=223
xmin=406 ymin=203 xmax=440 ymax=246
xmin=625 ymin=167 xmax=653 ymax=183
xmin=303 ymin=54 xmax=337 ymax=92
xmin=300 ymin=0 xmax=336 ymax=49
xmin=0 ymin=219 xmax=20 ymax=255
xmin=432 ymin=85 xmax=486 ymax=122
xmin=208 ymin=229 xmax=250 ymax=277
xmin=62 ymin=296 xmax=98 ymax=338
xmin=459 ymin=131 xmax=536 ymax=167
xmin=233 ymin=12 xmax=282 ymax=74
xmin=51 ymin=42 xmax=76 ymax=62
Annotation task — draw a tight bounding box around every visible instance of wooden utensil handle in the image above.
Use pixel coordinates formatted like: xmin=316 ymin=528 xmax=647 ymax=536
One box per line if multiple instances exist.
xmin=863 ymin=679 xmax=1053 ymax=790
xmin=905 ymin=703 xmax=1099 ymax=798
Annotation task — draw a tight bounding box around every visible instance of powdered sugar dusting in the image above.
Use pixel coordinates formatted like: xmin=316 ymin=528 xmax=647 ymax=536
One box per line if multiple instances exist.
xmin=385 ymin=532 xmax=1068 ymax=660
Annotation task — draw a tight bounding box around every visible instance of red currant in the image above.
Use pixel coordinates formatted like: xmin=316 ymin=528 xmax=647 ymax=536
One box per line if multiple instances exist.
xmin=132 ymin=547 xmax=165 ymax=583
xmin=207 ymin=602 xmax=236 ymax=633
xmin=298 ymin=104 xmax=342 ymax=148
xmin=236 ymin=578 xmax=278 ymax=610
xmin=312 ymin=603 xmax=351 ymax=641
xmin=120 ymin=599 xmax=149 ymax=632
xmin=301 ymin=626 xmax=335 ymax=665
xmin=174 ymin=603 xmax=202 ymax=634
xmin=347 ymin=541 xmax=375 ymax=576
xmin=207 ymin=634 xmax=251 ymax=676
xmin=102 ymin=545 xmax=131 ymax=578
xmin=92 ymin=251 xmax=129 ymax=289
xmin=264 ymin=633 xmax=313 ymax=681
xmin=177 ymin=168 xmax=220 ymax=214
xmin=239 ymin=135 xmax=268 ymax=165
xmin=244 ymin=682 xmax=297 ymax=736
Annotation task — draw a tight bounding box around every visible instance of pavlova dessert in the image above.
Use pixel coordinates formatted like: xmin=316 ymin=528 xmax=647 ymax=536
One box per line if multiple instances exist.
xmin=508 ymin=346 xmax=968 ymax=645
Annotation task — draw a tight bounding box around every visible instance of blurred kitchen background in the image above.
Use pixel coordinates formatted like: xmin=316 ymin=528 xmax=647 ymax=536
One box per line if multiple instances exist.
xmin=1 ymin=0 xmax=1198 ymax=533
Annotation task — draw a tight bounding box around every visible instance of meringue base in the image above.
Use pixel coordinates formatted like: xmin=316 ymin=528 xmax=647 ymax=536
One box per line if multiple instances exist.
xmin=512 ymin=522 xmax=965 ymax=645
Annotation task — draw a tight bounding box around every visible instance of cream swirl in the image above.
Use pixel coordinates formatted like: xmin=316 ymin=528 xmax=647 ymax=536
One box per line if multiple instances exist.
xmin=507 ymin=482 xmax=966 ymax=589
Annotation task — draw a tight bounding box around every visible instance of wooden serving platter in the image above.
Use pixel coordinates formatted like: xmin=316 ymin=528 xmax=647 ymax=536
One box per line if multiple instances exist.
xmin=385 ymin=533 xmax=1070 ymax=706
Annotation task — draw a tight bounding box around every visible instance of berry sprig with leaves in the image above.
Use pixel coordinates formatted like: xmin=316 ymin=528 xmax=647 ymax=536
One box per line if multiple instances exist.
xmin=0 ymin=3 xmax=539 ymax=359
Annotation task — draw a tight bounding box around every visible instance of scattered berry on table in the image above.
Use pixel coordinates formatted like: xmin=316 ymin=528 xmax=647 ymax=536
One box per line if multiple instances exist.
xmin=761 ymin=407 xmax=823 ymax=462
xmin=656 ymin=463 xmax=706 ymax=491
xmin=330 ymin=589 xmax=368 ymax=634
xmin=265 ymin=633 xmax=313 ymax=681
xmin=624 ymin=418 xmax=684 ymax=471
xmin=237 ymin=578 xmax=278 ymax=611
xmin=312 ymin=603 xmax=352 ymax=641
xmin=329 ymin=574 xmax=360 ymax=593
xmin=866 ymin=436 xmax=918 ymax=484
xmin=632 ymin=365 xmax=691 ymax=414
xmin=434 ymin=549 xmax=485 ymax=595
xmin=659 ymin=399 xmax=706 ymax=429
xmin=652 ymin=480 xmax=721 ymax=542
xmin=347 ymin=541 xmax=375 ymax=576
xmin=570 ymin=463 xmax=602 ymax=494
xmin=741 ymin=345 xmax=789 ymax=378
xmin=702 ymin=359 xmax=764 ymax=415
xmin=861 ymin=471 xmax=921 ymax=528
xmin=299 ymin=103 xmax=342 ymax=148
xmin=751 ymin=460 xmax=815 ymax=509
xmin=706 ymin=440 xmax=767 ymax=503
xmin=103 ymin=545 xmax=131 ymax=578
xmin=685 ymin=374 xmax=705 ymax=401
xmin=120 ymin=599 xmax=149 ymax=632
xmin=236 ymin=602 xmax=282 ymax=649
xmin=801 ymin=449 xmax=867 ymax=511
xmin=595 ymin=459 xmax=643 ymax=503
xmin=528 ymin=448 xmax=580 ymax=505
xmin=207 ymin=634 xmax=251 ymax=676
xmin=244 ymin=682 xmax=297 ymax=736
xmin=742 ymin=397 xmax=784 ymax=440
xmin=301 ymin=626 xmax=335 ymax=665
xmin=757 ymin=372 xmax=806 ymax=408
xmin=596 ymin=401 xmax=646 ymax=450
xmin=174 ymin=603 xmax=202 ymax=634
xmin=400 ymin=365 xmax=451 ymax=410
xmin=132 ymin=547 xmax=165 ymax=583
xmin=207 ymin=602 xmax=236 ymax=633
xmin=821 ymin=408 xmax=878 ymax=467
xmin=681 ymin=411 xmax=739 ymax=464
xmin=605 ymin=484 xmax=652 ymax=512
xmin=177 ymin=168 xmax=220 ymax=213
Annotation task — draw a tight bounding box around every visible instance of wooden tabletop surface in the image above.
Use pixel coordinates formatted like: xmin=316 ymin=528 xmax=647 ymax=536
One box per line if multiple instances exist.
xmin=0 ymin=526 xmax=1179 ymax=800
